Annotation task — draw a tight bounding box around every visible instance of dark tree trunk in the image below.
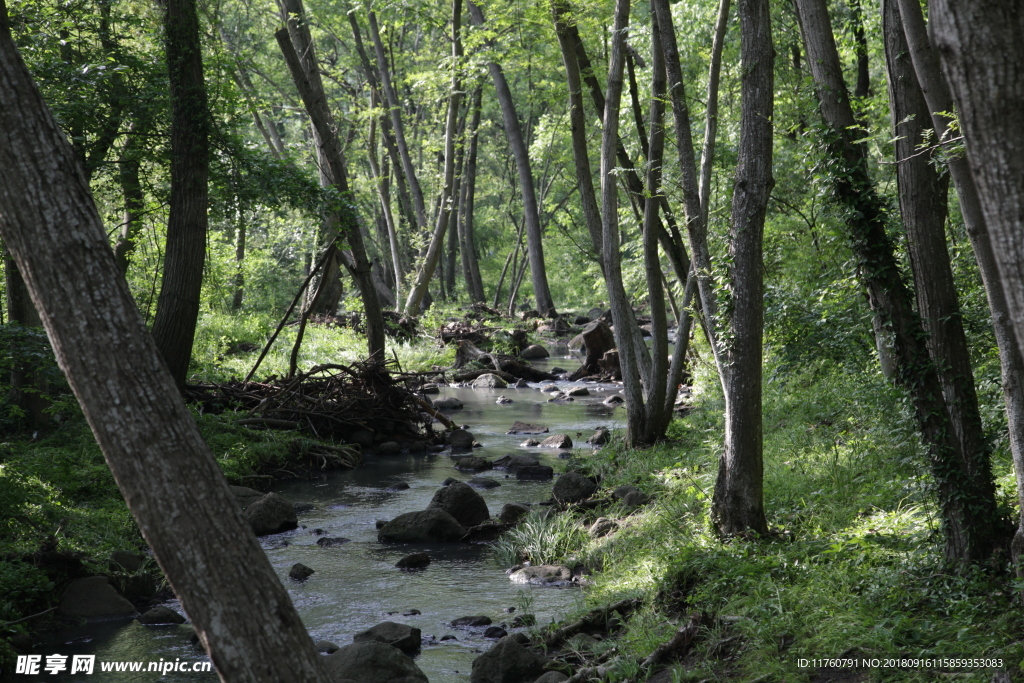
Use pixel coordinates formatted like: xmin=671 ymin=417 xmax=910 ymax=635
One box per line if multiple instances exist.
xmin=231 ymin=219 xmax=245 ymax=311
xmin=5 ymin=254 xmax=49 ymax=428
xmin=459 ymin=87 xmax=486 ymax=303
xmin=114 ymin=121 xmax=145 ymax=277
xmin=467 ymin=1 xmax=557 ymax=317
xmin=709 ymin=0 xmax=774 ymax=536
xmin=795 ymin=0 xmax=1000 ymax=562
xmin=277 ymin=0 xmax=385 ymax=359
xmin=882 ymin=0 xmax=992 ymax=505
xmin=150 ymin=0 xmax=209 ymax=388
xmin=849 ymin=0 xmax=870 ymax=98
xmin=897 ymin=0 xmax=1024 ymax=575
xmin=0 ymin=8 xmax=334 ymax=679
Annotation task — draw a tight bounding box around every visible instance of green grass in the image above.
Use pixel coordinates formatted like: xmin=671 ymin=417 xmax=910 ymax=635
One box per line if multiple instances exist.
xmin=537 ymin=359 xmax=1024 ymax=682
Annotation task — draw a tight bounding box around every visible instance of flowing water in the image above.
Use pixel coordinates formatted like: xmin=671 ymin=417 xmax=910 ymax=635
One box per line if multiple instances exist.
xmin=41 ymin=352 xmax=627 ymax=682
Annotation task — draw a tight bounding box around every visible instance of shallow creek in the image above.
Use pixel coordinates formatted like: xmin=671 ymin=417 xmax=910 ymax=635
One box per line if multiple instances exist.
xmin=46 ymin=355 xmax=626 ymax=682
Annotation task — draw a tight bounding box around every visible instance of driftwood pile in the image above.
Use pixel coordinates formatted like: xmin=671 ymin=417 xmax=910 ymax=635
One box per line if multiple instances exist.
xmin=185 ymin=360 xmax=435 ymax=446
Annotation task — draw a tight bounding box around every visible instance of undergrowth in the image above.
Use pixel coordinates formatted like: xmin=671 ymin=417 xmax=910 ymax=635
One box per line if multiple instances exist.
xmin=529 ymin=360 xmax=1024 ymax=682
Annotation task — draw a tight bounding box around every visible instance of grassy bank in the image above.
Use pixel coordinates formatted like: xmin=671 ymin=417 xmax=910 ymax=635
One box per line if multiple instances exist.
xmin=497 ymin=360 xmax=1024 ymax=682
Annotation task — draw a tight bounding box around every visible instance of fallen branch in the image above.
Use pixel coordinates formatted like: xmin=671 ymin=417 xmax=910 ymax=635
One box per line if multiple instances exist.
xmin=544 ymin=598 xmax=641 ymax=649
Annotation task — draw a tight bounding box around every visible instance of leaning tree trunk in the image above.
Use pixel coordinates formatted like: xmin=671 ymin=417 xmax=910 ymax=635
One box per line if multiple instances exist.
xmin=114 ymin=120 xmax=146 ymax=277
xmin=0 ymin=8 xmax=334 ymax=680
xmin=277 ymin=0 xmax=385 ymax=359
xmin=898 ymin=0 xmax=1024 ymax=575
xmin=150 ymin=0 xmax=209 ymax=388
xmin=403 ymin=0 xmax=464 ymax=314
xmin=795 ymin=0 xmax=1000 ymax=562
xmin=467 ymin=1 xmax=557 ymax=317
xmin=882 ymin=0 xmax=992 ymax=504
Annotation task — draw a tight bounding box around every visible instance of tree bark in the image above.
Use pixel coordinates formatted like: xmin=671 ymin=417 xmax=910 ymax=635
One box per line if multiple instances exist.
xmin=795 ymin=0 xmax=1000 ymax=562
xmin=150 ymin=0 xmax=209 ymax=388
xmin=882 ymin=0 xmax=991 ymax=508
xmin=468 ymin=1 xmax=557 ymax=317
xmin=114 ymin=121 xmax=146 ymax=277
xmin=0 ymin=7 xmax=334 ymax=679
xmin=459 ymin=87 xmax=486 ymax=303
xmin=896 ymin=0 xmax=1024 ymax=575
xmin=276 ymin=0 xmax=385 ymax=359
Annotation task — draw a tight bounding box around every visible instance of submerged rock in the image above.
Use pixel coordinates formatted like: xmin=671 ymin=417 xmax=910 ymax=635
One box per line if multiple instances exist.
xmin=461 ymin=520 xmax=508 ymax=543
xmin=452 ymin=615 xmax=492 ymax=627
xmin=396 ymin=552 xmax=431 ymax=570
xmin=316 ymin=537 xmax=351 ymax=547
xmin=520 ymin=344 xmax=550 ymax=360
xmin=448 ymin=428 xmax=475 ymax=451
xmin=138 ymin=605 xmax=185 ymax=625
xmin=507 ymin=421 xmax=548 ymax=435
xmin=539 ymin=434 xmax=573 ymax=449
xmin=467 ymin=476 xmax=501 ymax=489
xmin=602 ymin=395 xmax=625 ymax=406
xmin=456 ymin=456 xmax=492 ymax=472
xmin=322 ymin=641 xmax=428 ymax=683
xmin=434 ymin=396 xmax=465 ymax=410
xmin=288 ymin=563 xmax=315 ymax=581
xmin=520 ymin=438 xmax=540 ymax=447
xmin=472 ymin=373 xmax=508 ymax=389
xmin=515 ymin=466 xmax=554 ymax=481
xmin=495 ymin=395 xmax=515 ymax=404
xmin=314 ymin=640 xmax=339 ymax=654
xmin=493 ymin=453 xmax=540 ymax=471
xmin=378 ymin=509 xmax=467 ymax=543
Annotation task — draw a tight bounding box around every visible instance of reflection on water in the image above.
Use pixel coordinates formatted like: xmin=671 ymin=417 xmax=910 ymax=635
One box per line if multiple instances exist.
xmin=37 ymin=353 xmax=625 ymax=682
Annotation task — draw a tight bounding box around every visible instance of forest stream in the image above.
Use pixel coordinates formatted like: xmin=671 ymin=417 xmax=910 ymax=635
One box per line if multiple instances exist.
xmin=40 ymin=350 xmax=624 ymax=682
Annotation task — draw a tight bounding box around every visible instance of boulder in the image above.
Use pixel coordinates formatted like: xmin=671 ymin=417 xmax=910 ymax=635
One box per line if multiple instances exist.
xmin=59 ymin=576 xmax=136 ymax=619
xmin=244 ymin=492 xmax=297 ymax=536
xmin=520 ymin=309 xmax=541 ymax=320
xmin=353 ymin=621 xmax=422 ymax=655
xmin=378 ymin=509 xmax=467 ymax=543
xmin=288 ymin=563 xmax=315 ymax=580
xmin=539 ymin=383 xmax=560 ymax=393
xmin=377 ymin=441 xmax=402 ymax=455
xmin=442 ymin=477 xmax=459 ymax=486
xmin=495 ymin=395 xmax=515 ymax=404
xmin=452 ymin=615 xmax=492 ymax=627
xmin=612 ymin=485 xmax=642 ymax=500
xmin=516 ymin=466 xmax=554 ymax=481
xmin=395 ymin=552 xmax=431 ymax=569
xmin=507 ymin=421 xmax=548 ymax=435
xmin=315 ymin=640 xmax=339 ymax=654
xmin=539 ymin=434 xmax=573 ymax=449
xmin=588 ymin=518 xmax=618 ymax=538
xmin=434 ymin=396 xmax=464 ymax=410
xmin=456 ymin=456 xmax=492 ymax=472
xmin=470 ymin=636 xmax=547 ymax=683
xmin=428 ymin=481 xmax=490 ymax=527
xmin=520 ymin=439 xmax=540 ymax=447
xmin=586 ymin=428 xmax=611 ymax=445
xmin=109 ymin=550 xmax=144 ymax=573
xmin=386 ymin=482 xmax=411 ymax=491
xmin=573 ymin=315 xmax=591 ymax=326
xmin=552 ymin=473 xmax=597 ymax=504
xmin=569 ymin=321 xmax=615 ymax=377
xmin=472 ymin=373 xmax=508 ymax=389
xmin=228 ymin=485 xmax=264 ymax=510
xmin=467 ymin=477 xmax=501 ymax=489
xmin=520 ymin=344 xmax=550 ymax=360
xmin=138 ymin=605 xmax=185 ymax=625
xmin=461 ymin=520 xmax=508 ymax=543
xmin=511 ymin=614 xmax=536 ymax=627
xmin=485 ymin=626 xmax=508 ymax=639
xmin=448 ymin=428 xmax=475 ymax=451
xmin=565 ymin=387 xmax=589 ymax=397
xmin=508 ymin=565 xmax=574 ymax=586
xmin=599 ymin=350 xmax=622 ymax=380
xmin=513 ymin=379 xmax=530 ymax=388
xmin=621 ymin=490 xmax=651 ymax=509
xmin=499 ymin=503 xmax=531 ymax=525
xmin=493 ymin=453 xmax=540 ymax=471
xmin=603 ymin=395 xmax=625 ymax=406
xmin=535 ymin=673 xmax=569 ymax=683
xmin=586 ymin=307 xmax=605 ymax=321
xmin=420 ymin=383 xmax=441 ymax=394
xmin=322 ymin=641 xmax=428 ymax=683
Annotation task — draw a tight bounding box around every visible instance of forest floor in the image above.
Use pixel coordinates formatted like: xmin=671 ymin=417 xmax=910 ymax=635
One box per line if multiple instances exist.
xmin=1 ymin=307 xmax=1022 ymax=681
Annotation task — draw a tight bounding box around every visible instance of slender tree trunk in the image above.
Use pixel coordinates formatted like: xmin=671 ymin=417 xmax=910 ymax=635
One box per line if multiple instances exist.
xmin=459 ymin=87 xmax=486 ymax=303
xmin=403 ymin=0 xmax=464 ymax=314
xmin=882 ymin=0 xmax=991 ymax=503
xmin=150 ymin=0 xmax=209 ymax=388
xmin=277 ymin=0 xmax=385 ymax=359
xmin=897 ymin=0 xmax=1024 ymax=575
xmin=849 ymin=0 xmax=869 ymax=98
xmin=5 ymin=254 xmax=49 ymax=428
xmin=0 ymin=9 xmax=334 ymax=679
xmin=468 ymin=1 xmax=557 ymax=317
xmin=114 ymin=122 xmax=145 ymax=277
xmin=367 ymin=100 xmax=403 ymax=304
xmin=795 ymin=0 xmax=1000 ymax=562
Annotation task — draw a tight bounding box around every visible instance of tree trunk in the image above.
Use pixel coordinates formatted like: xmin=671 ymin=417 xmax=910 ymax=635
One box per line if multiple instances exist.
xmin=402 ymin=0 xmax=464 ymax=314
xmin=0 ymin=9 xmax=334 ymax=679
xmin=897 ymin=0 xmax=1024 ymax=575
xmin=459 ymin=87 xmax=486 ymax=303
xmin=276 ymin=0 xmax=385 ymax=359
xmin=712 ymin=0 xmax=773 ymax=536
xmin=882 ymin=0 xmax=992 ymax=506
xmin=367 ymin=100 xmax=403 ymax=304
xmin=467 ymin=1 xmax=557 ymax=317
xmin=114 ymin=121 xmax=146 ymax=277
xmin=795 ymin=0 xmax=1000 ymax=562
xmin=5 ymin=254 xmax=49 ymax=428
xmin=150 ymin=0 xmax=209 ymax=388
